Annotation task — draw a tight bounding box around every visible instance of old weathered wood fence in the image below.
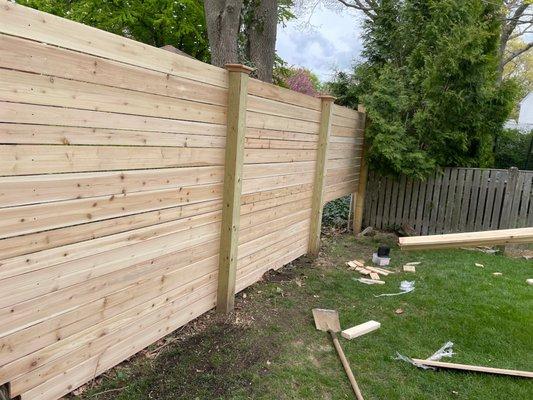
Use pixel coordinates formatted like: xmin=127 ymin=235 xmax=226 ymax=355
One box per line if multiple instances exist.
xmin=364 ymin=167 xmax=533 ymax=235
xmin=0 ymin=2 xmax=365 ymax=399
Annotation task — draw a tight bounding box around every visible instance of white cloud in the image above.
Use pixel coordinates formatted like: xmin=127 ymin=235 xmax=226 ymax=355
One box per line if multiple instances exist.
xmin=276 ymin=4 xmax=364 ymax=82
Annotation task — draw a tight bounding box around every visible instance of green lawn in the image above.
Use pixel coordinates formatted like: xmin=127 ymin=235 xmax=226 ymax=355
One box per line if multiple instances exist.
xmin=74 ymin=233 xmax=533 ymax=400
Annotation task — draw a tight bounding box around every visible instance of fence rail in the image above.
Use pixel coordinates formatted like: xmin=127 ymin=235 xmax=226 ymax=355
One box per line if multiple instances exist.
xmin=0 ymin=2 xmax=364 ymax=400
xmin=363 ymin=167 xmax=533 ymax=235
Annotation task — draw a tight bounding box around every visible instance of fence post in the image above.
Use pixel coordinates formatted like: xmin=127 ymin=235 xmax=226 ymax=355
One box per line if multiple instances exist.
xmin=216 ymin=64 xmax=253 ymax=313
xmin=309 ymin=95 xmax=335 ymax=256
xmin=353 ymin=104 xmax=368 ymax=234
xmin=500 ymin=167 xmax=519 ymax=229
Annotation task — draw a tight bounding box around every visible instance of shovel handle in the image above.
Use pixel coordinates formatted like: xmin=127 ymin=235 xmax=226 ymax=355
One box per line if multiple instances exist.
xmin=329 ymin=331 xmax=364 ymax=400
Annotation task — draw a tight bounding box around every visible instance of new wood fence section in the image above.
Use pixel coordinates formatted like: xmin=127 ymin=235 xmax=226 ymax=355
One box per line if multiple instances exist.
xmin=0 ymin=2 xmax=364 ymax=399
xmin=364 ymin=167 xmax=533 ymax=235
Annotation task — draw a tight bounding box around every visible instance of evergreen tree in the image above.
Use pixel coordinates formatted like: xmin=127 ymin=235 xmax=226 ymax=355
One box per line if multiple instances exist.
xmin=330 ymin=0 xmax=519 ymax=178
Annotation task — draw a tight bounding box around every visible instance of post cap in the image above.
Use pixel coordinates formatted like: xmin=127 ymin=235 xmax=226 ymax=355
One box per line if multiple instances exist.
xmin=225 ymin=64 xmax=255 ymax=74
xmin=318 ymin=94 xmax=336 ymax=101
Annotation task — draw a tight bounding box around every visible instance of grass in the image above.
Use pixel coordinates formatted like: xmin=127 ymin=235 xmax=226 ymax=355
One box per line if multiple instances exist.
xmin=73 ymin=232 xmax=533 ymax=400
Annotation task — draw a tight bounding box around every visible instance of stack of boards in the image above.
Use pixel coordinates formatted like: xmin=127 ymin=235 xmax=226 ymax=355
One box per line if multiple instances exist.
xmin=346 ymin=260 xmax=393 ymax=284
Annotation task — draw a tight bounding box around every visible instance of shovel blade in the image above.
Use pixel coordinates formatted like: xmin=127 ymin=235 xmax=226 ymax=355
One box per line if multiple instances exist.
xmin=312 ymin=308 xmax=341 ymax=332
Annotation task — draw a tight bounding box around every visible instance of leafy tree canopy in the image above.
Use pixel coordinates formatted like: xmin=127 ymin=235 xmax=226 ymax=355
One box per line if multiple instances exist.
xmin=19 ymin=0 xmax=210 ymax=61
xmin=329 ymin=0 xmax=520 ymax=178
xmin=494 ymin=128 xmax=533 ymax=169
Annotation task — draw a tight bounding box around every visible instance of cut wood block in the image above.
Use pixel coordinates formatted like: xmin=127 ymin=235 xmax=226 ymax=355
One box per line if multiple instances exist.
xmin=369 ymin=272 xmax=380 ymax=280
xmin=356 ymin=268 xmax=371 ymax=275
xmin=357 ymin=278 xmax=385 ymax=285
xmin=341 ymin=320 xmax=381 ymax=340
xmin=403 ymin=265 xmax=416 ymax=273
xmin=352 ymin=259 xmax=365 ymax=267
xmin=405 ymin=261 xmax=421 ymax=266
xmin=366 ymin=266 xmax=390 ymax=276
xmin=411 ymin=359 xmax=533 ymax=379
xmin=475 ymin=263 xmax=484 ymax=268
xmin=526 ymin=279 xmax=533 ymax=285
xmin=346 ymin=261 xmax=359 ymax=269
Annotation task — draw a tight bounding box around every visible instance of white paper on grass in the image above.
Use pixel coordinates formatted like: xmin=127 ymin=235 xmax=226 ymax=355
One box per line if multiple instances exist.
xmin=394 ymin=341 xmax=455 ymax=370
xmin=374 ymin=281 xmax=415 ymax=297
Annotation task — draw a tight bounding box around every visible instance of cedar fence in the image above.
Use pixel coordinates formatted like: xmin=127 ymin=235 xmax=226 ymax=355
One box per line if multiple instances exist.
xmin=0 ymin=2 xmax=365 ymax=399
xmin=363 ymin=167 xmax=533 ymax=235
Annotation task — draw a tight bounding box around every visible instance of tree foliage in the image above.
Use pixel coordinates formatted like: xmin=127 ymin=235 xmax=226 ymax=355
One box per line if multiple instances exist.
xmin=494 ymin=128 xmax=533 ymax=169
xmin=329 ymin=0 xmax=519 ymax=178
xmin=19 ymin=0 xmax=211 ymax=61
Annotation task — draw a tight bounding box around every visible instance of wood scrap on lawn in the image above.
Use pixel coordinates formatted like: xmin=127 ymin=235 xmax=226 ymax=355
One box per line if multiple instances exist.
xmin=341 ymin=320 xmax=381 ymax=340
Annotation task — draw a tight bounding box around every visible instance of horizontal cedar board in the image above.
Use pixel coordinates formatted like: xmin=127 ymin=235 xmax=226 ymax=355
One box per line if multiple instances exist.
xmin=243 ymin=171 xmax=315 ymax=194
xmin=0 ymin=0 xmax=227 ymax=88
xmin=324 ymin=180 xmax=358 ymax=203
xmin=245 ymin=137 xmax=317 ymax=150
xmin=326 ymin=172 xmax=359 ymax=186
xmin=0 ymin=251 xmax=219 ymax=370
xmin=241 ymin=188 xmax=313 ymax=216
xmin=0 ymin=200 xmax=222 ymax=261
xmin=0 ymin=222 xmax=222 ymax=339
xmin=0 ymin=145 xmax=225 ymax=175
xmin=327 ymin=147 xmax=362 ymax=160
xmin=327 ymin=157 xmax=362 ymax=169
xmin=19 ymin=292 xmax=217 ymax=400
xmin=246 ymin=127 xmax=317 ymax=143
xmin=331 ymin=124 xmax=363 ymax=137
xmin=0 ymin=68 xmax=227 ymax=125
xmin=0 ymin=33 xmax=228 ymax=107
xmin=247 ymin=94 xmax=321 ymax=123
xmin=0 ymin=183 xmax=222 ymax=239
xmin=0 ymin=102 xmax=227 ymax=136
xmin=0 ymin=163 xmax=313 ymax=208
xmin=0 ymin=166 xmax=223 ymax=208
xmin=242 ymin=183 xmax=313 ymax=205
xmin=247 ymin=112 xmax=319 ymax=134
xmin=0 ymin=124 xmax=228 ymax=148
xmin=332 ymin=104 xmax=359 ymax=120
xmin=248 ymin=78 xmax=320 ymax=111
xmin=244 ymin=148 xmax=316 ymax=164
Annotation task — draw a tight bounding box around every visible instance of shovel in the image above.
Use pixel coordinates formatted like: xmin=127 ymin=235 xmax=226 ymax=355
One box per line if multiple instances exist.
xmin=312 ymin=308 xmax=364 ymax=400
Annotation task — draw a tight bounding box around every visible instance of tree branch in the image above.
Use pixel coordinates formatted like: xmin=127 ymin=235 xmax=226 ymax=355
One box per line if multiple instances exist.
xmin=335 ymin=0 xmax=376 ymax=19
xmin=504 ymin=41 xmax=533 ymax=65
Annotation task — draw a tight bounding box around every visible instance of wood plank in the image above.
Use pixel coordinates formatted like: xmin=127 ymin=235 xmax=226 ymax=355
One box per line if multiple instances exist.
xmin=0 ymin=199 xmax=221 ymax=261
xmin=517 ymin=173 xmax=532 ymax=228
xmin=458 ymin=168 xmax=474 ymax=230
xmin=341 ymin=321 xmax=380 ymax=340
xmin=216 ymin=65 xmax=251 ymax=313
xmin=247 ymin=111 xmax=319 ymax=135
xmin=0 ymin=183 xmax=222 ymax=239
xmin=509 ymin=172 xmax=525 ymax=228
xmin=247 ymin=94 xmax=321 ymax=123
xmin=309 ymin=96 xmax=334 ymax=255
xmin=0 ymin=102 xmax=227 ymax=136
xmin=466 ymin=169 xmax=481 ymax=232
xmin=0 ymin=1 xmax=227 ymax=88
xmin=0 ymin=145 xmax=224 ymax=176
xmin=0 ymin=68 xmax=226 ymax=125
xmin=0 ymin=123 xmax=227 ymax=148
xmin=248 ymin=78 xmax=320 ymax=111
xmin=421 ymin=172 xmax=436 ymax=235
xmin=0 ymin=33 xmax=228 ymax=107
xmin=450 ymin=169 xmax=466 ymax=232
xmin=0 ymin=166 xmax=224 ymax=208
xmin=430 ymin=170 xmax=445 ymax=235
xmin=482 ymin=170 xmax=498 ymax=230
xmin=490 ymin=170 xmax=506 ymax=229
xmin=474 ymin=170 xmax=491 ymax=231
xmin=412 ymin=179 xmax=423 ymax=234
xmin=411 ymin=359 xmax=533 ymax=379
xmin=442 ymin=168 xmax=456 ymax=233
xmin=246 ymin=127 xmax=317 ymax=143
xmin=399 ymin=227 xmax=533 ymax=250
xmin=244 ymin=148 xmax=316 ymax=164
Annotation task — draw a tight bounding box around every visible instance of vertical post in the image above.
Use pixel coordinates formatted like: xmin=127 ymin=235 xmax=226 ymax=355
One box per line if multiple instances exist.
xmin=353 ymin=104 xmax=368 ymax=234
xmin=500 ymin=166 xmax=519 ymax=229
xmin=216 ymin=64 xmax=253 ymax=313
xmin=309 ymin=95 xmax=335 ymax=256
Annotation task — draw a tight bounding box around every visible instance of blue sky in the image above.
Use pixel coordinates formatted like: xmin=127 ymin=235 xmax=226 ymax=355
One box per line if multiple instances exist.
xmin=276 ymin=4 xmax=364 ymax=82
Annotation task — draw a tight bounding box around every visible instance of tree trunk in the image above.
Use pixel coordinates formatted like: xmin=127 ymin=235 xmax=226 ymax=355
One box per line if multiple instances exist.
xmin=248 ymin=0 xmax=278 ymax=83
xmin=204 ymin=0 xmax=244 ymax=67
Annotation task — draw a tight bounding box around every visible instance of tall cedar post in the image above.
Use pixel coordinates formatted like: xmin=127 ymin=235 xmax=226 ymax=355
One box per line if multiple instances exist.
xmin=353 ymin=104 xmax=368 ymax=234
xmin=216 ymin=64 xmax=253 ymax=313
xmin=309 ymin=95 xmax=335 ymax=256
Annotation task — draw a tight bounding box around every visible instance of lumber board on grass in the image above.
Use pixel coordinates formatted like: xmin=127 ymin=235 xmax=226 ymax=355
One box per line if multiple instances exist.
xmin=411 ymin=359 xmax=533 ymax=379
xmin=399 ymin=227 xmax=533 ymax=250
xmin=341 ymin=321 xmax=380 ymax=340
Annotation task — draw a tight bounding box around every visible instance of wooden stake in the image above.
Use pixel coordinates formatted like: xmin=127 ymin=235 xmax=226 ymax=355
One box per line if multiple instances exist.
xmin=216 ymin=64 xmax=253 ymax=313
xmin=309 ymin=95 xmax=335 ymax=256
xmin=353 ymin=104 xmax=367 ymax=234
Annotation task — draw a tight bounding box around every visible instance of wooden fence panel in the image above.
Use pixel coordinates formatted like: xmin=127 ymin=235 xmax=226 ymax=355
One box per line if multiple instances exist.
xmin=364 ymin=167 xmax=533 ymax=234
xmin=0 ymin=3 xmax=364 ymax=400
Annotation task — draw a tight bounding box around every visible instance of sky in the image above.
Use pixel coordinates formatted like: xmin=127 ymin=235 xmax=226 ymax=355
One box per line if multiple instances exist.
xmin=276 ymin=3 xmax=364 ymax=82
